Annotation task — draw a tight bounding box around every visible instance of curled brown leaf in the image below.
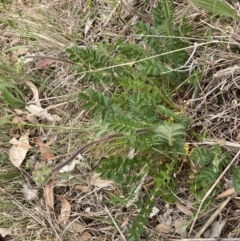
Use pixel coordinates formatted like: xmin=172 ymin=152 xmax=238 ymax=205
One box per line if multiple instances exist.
xmin=58 ymin=196 xmax=71 ymax=224
xmin=34 ymin=137 xmax=55 ymax=160
xmin=44 ymin=182 xmax=54 ymax=209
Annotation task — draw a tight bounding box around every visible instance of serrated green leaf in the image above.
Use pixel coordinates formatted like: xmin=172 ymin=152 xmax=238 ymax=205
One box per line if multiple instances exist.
xmin=154 ymin=123 xmax=185 ymax=147
xmin=83 ymin=101 xmax=94 ymax=110
xmin=107 ymin=193 xmax=125 ymax=205
xmin=102 ymin=108 xmax=109 ymax=120
xmin=91 ymin=105 xmax=101 ymax=116
xmin=78 ymin=92 xmax=90 ymax=101
xmin=190 ymin=0 xmax=240 ymax=21
xmin=212 ymin=144 xmax=222 ymax=156
xmin=232 ymin=166 xmax=240 ymax=194
xmin=190 ymin=147 xmax=214 ymax=165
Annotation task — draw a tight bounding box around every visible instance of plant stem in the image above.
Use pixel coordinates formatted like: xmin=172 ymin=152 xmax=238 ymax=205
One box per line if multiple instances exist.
xmin=52 ymin=128 xmax=151 ymax=172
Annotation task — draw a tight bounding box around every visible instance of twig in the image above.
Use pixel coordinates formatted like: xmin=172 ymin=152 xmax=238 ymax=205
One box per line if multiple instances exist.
xmin=52 ymin=133 xmax=123 ymax=172
xmin=121 ymin=0 xmax=153 ymax=24
xmin=24 ymin=55 xmax=76 ymax=65
xmin=186 ymin=140 xmax=240 ymax=149
xmin=195 ymin=196 xmax=232 ymax=237
xmin=188 ymin=150 xmax=240 ymax=236
xmin=52 ymin=128 xmax=150 ymax=172
xmin=104 ymin=205 xmax=127 ymax=241
xmin=77 ymin=41 xmax=222 ymax=75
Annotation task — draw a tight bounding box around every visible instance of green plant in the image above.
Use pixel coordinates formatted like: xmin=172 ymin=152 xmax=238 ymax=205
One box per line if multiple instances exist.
xmin=0 ymin=57 xmax=25 ymax=107
xmin=189 ymin=145 xmax=231 ymax=202
xmin=63 ymin=0 xmax=233 ymax=239
xmin=231 ymin=165 xmax=240 ymax=194
xmin=65 ymin=1 xmax=193 ymax=239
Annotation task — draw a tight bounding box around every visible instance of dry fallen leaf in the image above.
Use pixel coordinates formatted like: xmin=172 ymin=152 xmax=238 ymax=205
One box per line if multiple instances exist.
xmin=215 ymin=188 xmax=236 ymax=200
xmin=175 ymin=218 xmax=187 ymax=238
xmin=0 ymin=228 xmax=11 ymax=237
xmin=9 ymin=132 xmax=30 ymax=168
xmin=160 ymin=204 xmax=173 ymax=226
xmin=25 ymin=114 xmax=36 ymax=123
xmin=59 ymin=158 xmax=82 ymax=173
xmin=150 ymin=206 xmax=160 ymax=218
xmin=78 ymin=231 xmax=91 ymax=241
xmin=120 ymin=217 xmax=129 ymax=228
xmin=14 ymin=109 xmax=35 ymax=122
xmin=35 ymin=59 xmax=57 ymax=69
xmin=25 ymin=104 xmax=61 ymax=122
xmin=58 ymin=153 xmax=84 ymax=173
xmin=14 ymin=109 xmax=26 ymax=115
xmin=90 ymin=173 xmax=112 ymax=187
xmin=9 ymin=137 xmax=31 ymax=149
xmin=176 ymin=202 xmax=193 ymax=216
xmin=34 ymin=137 xmax=55 ymax=160
xmin=204 ymin=220 xmax=226 ymax=238
xmin=155 ymin=223 xmax=174 ymax=234
xmin=58 ymin=196 xmax=71 ymax=224
xmin=69 ymin=221 xmax=85 ymax=232
xmin=60 ymin=219 xmax=85 ymax=234
xmin=15 ymin=47 xmax=29 ymax=56
xmin=74 ymin=185 xmax=89 ymax=193
xmin=12 ymin=115 xmax=25 ymax=123
xmin=13 ymin=109 xmax=36 ymax=123
xmin=85 ymin=18 xmax=94 ymax=36
xmin=44 ymin=182 xmax=54 ymax=209
xmin=22 ymin=79 xmax=41 ymax=107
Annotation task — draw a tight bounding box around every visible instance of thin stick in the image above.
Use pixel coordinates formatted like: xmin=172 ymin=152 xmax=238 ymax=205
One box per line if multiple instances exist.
xmin=24 ymin=55 xmax=76 ymax=65
xmin=52 ymin=129 xmax=150 ymax=172
xmin=52 ymin=133 xmax=123 ymax=172
xmin=104 ymin=206 xmax=127 ymax=241
xmin=188 ymin=150 xmax=240 ymax=236
xmin=195 ymin=196 xmax=232 ymax=237
xmin=121 ymin=0 xmax=153 ymax=24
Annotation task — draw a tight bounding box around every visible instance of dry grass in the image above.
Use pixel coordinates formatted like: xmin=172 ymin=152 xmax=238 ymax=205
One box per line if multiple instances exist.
xmin=0 ymin=0 xmax=240 ymax=240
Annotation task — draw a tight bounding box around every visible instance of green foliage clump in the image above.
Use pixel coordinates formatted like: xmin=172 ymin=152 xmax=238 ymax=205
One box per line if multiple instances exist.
xmin=189 ymin=145 xmax=231 ymax=201
xmin=0 ymin=57 xmax=25 ymax=107
xmin=65 ymin=0 xmax=231 ymax=239
xmin=231 ymin=165 xmax=240 ymax=194
xmin=33 ymin=166 xmax=51 ymax=184
xmin=66 ymin=1 xmax=192 ymax=239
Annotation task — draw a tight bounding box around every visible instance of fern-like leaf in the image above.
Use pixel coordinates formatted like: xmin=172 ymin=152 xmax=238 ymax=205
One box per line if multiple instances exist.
xmin=190 ymin=147 xmax=214 ymax=166
xmin=154 ymin=123 xmax=185 ymax=147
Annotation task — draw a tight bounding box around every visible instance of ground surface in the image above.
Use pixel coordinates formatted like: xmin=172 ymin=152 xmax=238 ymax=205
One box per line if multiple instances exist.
xmin=0 ymin=0 xmax=240 ymax=240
